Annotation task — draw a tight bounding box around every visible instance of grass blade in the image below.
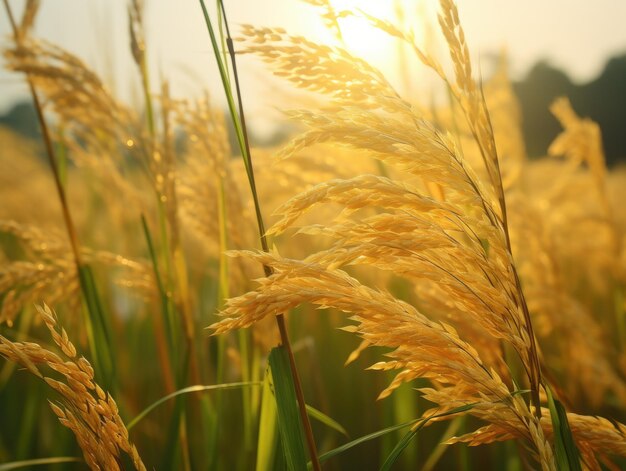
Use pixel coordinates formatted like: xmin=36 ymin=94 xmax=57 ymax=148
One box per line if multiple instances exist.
xmin=269 ymin=347 xmax=308 ymax=471
xmin=546 ymin=386 xmax=582 ymax=471
xmin=420 ymin=416 xmax=465 ymax=471
xmin=0 ymin=457 xmax=82 ymax=470
xmin=77 ymin=264 xmax=115 ymax=388
xmin=316 ymin=403 xmax=479 ymax=466
xmin=317 ymin=419 xmax=419 ymax=464
xmin=380 ymin=403 xmax=478 ymax=471
xmin=256 ymin=368 xmax=279 ymax=471
xmin=127 ymin=382 xmax=262 ymax=431
xmin=306 ymin=405 xmax=348 ymax=437
xmin=380 ymin=427 xmax=419 ymax=471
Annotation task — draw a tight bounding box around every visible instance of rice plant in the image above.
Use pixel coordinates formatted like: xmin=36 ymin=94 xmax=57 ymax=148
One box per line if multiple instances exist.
xmin=1 ymin=0 xmax=625 ymax=469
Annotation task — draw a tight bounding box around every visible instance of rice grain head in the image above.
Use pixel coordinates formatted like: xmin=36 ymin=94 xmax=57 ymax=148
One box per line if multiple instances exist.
xmin=0 ymin=304 xmax=145 ymax=471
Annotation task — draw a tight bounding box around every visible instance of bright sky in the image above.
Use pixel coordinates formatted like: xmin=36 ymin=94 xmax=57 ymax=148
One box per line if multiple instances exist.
xmin=1 ymin=0 xmax=625 ymax=133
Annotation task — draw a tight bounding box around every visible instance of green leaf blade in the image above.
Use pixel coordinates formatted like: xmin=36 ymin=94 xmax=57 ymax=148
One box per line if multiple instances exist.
xmin=546 ymin=386 xmax=582 ymax=471
xmin=269 ymin=347 xmax=308 ymax=471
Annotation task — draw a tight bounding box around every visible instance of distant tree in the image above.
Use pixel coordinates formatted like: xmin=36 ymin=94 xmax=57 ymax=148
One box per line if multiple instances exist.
xmin=514 ymin=54 xmax=626 ymax=165
xmin=0 ymin=101 xmax=39 ymax=140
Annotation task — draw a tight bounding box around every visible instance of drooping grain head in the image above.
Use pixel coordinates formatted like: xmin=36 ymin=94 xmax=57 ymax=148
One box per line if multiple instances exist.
xmin=0 ymin=304 xmax=146 ymax=471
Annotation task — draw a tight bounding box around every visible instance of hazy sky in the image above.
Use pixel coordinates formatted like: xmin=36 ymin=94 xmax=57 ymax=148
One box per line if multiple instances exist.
xmin=1 ymin=0 xmax=625 ymax=130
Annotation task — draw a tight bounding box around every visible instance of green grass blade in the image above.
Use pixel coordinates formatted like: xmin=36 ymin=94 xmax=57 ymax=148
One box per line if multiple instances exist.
xmin=421 ymin=416 xmax=465 ymax=471
xmin=141 ymin=214 xmax=177 ymax=356
xmin=380 ymin=403 xmax=478 ymax=471
xmin=256 ymin=368 xmax=279 ymax=471
xmin=77 ymin=264 xmax=115 ymax=389
xmin=269 ymin=347 xmax=308 ymax=471
xmin=305 ymin=405 xmax=348 ymax=437
xmin=216 ymin=0 xmax=230 ymax=84
xmin=127 ymin=382 xmax=262 ymax=431
xmin=380 ymin=427 xmax=419 ymax=471
xmin=197 ymin=0 xmax=248 ymax=171
xmin=546 ymin=386 xmax=582 ymax=471
xmin=316 ymin=419 xmax=418 ymax=464
xmin=0 ymin=457 xmax=82 ymax=470
xmin=316 ymin=403 xmax=479 ymax=466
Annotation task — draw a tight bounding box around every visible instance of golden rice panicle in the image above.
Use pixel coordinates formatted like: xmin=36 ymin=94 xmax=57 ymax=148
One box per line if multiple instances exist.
xmin=450 ymin=408 xmax=626 ymax=469
xmin=520 ymin=159 xmax=617 ymax=296
xmin=128 ymin=0 xmax=146 ymax=67
xmin=277 ymin=107 xmax=499 ymax=222
xmin=532 ymin=100 xmax=623 ymax=299
xmin=175 ymin=95 xmax=258 ymax=287
xmin=65 ymin=138 xmax=151 ymax=237
xmin=213 ymin=251 xmax=498 ymax=401
xmin=4 ymin=38 xmax=132 ymax=143
xmin=0 ymin=304 xmax=145 ymax=471
xmin=0 ymin=220 xmax=155 ymax=324
xmin=481 ymin=58 xmax=528 ymax=190
xmin=0 ymin=221 xmax=79 ymax=325
xmin=433 ymin=0 xmax=543 ymax=415
xmin=423 ymin=0 xmax=504 ymax=216
xmin=4 ymin=1 xmax=137 ymax=157
xmin=230 ymin=0 xmax=543 ymax=432
xmin=265 ymin=154 xmax=542 ymax=389
xmin=508 ymin=196 xmax=626 ymax=409
xmin=237 ymin=24 xmax=411 ymax=115
xmin=0 ymin=127 xmax=64 ymax=229
xmin=175 ymin=95 xmax=241 ymax=247
xmin=211 ymin=250 xmax=556 ymax=469
xmin=549 ymin=97 xmax=607 ymax=187
xmin=438 ymin=0 xmax=474 ymax=96
xmin=549 ymin=97 xmax=620 ymax=266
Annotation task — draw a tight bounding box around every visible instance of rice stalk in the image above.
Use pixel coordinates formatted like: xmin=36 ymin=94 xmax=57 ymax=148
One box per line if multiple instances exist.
xmin=2 ymin=0 xmax=116 ymax=390
xmin=199 ymin=2 xmax=321 ymax=467
xmin=0 ymin=304 xmax=145 ymax=471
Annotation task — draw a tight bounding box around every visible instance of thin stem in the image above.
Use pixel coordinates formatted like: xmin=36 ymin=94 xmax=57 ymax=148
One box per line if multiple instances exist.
xmin=479 ymin=93 xmax=542 ymax=419
xmin=3 ymin=0 xmax=118 ymax=390
xmin=3 ymin=0 xmax=82 ymax=269
xmin=214 ymin=2 xmax=321 ymax=468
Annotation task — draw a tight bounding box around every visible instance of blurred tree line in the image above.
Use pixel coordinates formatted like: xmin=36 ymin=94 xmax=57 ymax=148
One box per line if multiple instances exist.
xmin=2 ymin=53 xmax=626 ymax=164
xmin=515 ymin=53 xmax=626 ymax=165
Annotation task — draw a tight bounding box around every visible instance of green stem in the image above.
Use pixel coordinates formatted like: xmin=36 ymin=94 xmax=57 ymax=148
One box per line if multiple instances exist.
xmin=198 ymin=2 xmax=321 ymax=469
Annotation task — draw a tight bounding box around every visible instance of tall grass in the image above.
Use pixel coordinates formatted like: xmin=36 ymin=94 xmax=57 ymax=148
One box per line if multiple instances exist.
xmin=1 ymin=0 xmax=626 ymax=470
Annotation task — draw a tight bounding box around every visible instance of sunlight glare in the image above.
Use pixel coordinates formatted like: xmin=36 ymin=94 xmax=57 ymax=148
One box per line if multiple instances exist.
xmin=326 ymin=0 xmax=435 ymax=97
xmin=331 ymin=0 xmax=399 ymax=66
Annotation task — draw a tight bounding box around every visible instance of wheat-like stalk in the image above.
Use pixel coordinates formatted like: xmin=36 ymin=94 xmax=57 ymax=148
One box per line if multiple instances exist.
xmin=0 ymin=220 xmax=155 ymax=325
xmin=0 ymin=304 xmax=145 ymax=471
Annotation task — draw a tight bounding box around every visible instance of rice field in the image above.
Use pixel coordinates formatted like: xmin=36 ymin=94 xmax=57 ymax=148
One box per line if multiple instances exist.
xmin=1 ymin=0 xmax=626 ymax=469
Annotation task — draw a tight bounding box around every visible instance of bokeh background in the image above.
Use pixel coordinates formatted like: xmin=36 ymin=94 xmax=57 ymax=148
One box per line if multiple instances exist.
xmin=2 ymin=0 xmax=626 ymax=163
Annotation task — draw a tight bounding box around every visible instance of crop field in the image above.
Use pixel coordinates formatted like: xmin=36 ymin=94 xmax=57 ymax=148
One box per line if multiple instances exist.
xmin=1 ymin=0 xmax=626 ymax=469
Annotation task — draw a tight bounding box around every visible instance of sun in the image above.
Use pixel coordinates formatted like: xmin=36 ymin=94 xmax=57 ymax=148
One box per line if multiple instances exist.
xmin=331 ymin=0 xmax=399 ymax=66
xmin=325 ymin=0 xmax=433 ymax=95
